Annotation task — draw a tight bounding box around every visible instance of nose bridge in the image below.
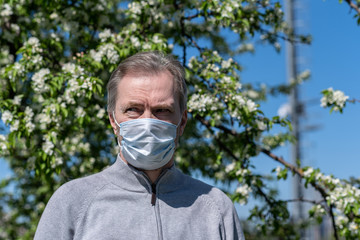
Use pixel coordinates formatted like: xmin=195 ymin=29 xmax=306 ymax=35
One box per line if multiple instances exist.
xmin=142 ymin=108 xmax=154 ymax=119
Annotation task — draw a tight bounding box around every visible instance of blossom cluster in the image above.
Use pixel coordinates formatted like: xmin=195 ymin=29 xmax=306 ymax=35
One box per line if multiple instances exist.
xmin=90 ymin=43 xmax=119 ymax=64
xmin=32 ymin=68 xmax=50 ymax=93
xmin=224 ymin=161 xmax=253 ymax=204
xmin=188 ymin=93 xmax=225 ymax=113
xmin=127 ymin=1 xmax=164 ymax=24
xmin=303 ymin=167 xmax=360 ymax=236
xmin=0 ymin=4 xmax=12 ymax=18
xmin=0 ymin=134 xmax=8 ymax=154
xmin=320 ymin=87 xmax=349 ymax=112
xmin=235 ymin=184 xmax=252 ymax=205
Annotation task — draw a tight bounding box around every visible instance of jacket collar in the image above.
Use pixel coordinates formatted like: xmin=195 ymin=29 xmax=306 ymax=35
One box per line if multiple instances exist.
xmin=103 ymin=154 xmax=186 ymax=194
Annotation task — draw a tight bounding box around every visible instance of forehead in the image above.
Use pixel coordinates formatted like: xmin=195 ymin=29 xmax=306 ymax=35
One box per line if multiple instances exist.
xmin=116 ymin=70 xmax=177 ymax=104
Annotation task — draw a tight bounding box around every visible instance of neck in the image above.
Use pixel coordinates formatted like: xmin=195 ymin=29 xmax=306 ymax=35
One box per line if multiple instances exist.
xmin=119 ymin=152 xmax=173 ymax=183
xmin=143 ymin=160 xmax=174 ymax=183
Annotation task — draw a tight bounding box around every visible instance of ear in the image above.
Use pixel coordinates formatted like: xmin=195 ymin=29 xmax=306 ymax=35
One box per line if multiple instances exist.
xmin=108 ymin=112 xmax=118 ymax=134
xmin=179 ymin=110 xmax=188 ymax=136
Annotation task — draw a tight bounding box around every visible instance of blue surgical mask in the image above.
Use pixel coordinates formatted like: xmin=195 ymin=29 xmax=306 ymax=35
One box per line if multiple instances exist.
xmin=113 ymin=112 xmax=179 ymax=170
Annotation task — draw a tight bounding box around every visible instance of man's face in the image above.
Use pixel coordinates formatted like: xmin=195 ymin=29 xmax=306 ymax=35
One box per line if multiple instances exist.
xmin=109 ymin=70 xmax=187 ymax=138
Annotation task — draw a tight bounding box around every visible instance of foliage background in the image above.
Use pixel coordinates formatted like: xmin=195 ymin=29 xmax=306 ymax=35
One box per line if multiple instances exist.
xmin=0 ymin=0 xmax=359 ymax=239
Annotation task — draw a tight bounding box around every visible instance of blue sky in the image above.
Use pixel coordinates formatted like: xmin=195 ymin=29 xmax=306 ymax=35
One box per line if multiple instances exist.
xmin=242 ymin=0 xmax=360 ymax=179
xmin=227 ymin=0 xmax=360 ymax=216
xmin=0 ymin=0 xmax=359 ymax=217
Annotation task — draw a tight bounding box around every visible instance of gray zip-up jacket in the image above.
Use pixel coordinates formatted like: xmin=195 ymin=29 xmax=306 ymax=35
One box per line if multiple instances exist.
xmin=35 ymin=155 xmax=244 ymax=240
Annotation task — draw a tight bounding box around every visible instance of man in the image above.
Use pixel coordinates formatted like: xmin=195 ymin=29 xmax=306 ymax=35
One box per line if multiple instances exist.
xmin=35 ymin=51 xmax=244 ymax=240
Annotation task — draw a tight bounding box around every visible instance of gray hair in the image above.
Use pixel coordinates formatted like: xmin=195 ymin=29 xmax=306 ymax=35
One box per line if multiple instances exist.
xmin=107 ymin=51 xmax=187 ymax=113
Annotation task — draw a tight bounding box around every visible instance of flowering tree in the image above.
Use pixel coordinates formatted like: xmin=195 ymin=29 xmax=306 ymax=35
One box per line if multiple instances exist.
xmin=0 ymin=0 xmax=359 ymax=239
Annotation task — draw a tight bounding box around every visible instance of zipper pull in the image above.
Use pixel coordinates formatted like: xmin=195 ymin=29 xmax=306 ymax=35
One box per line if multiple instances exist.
xmin=151 ymin=183 xmax=156 ymax=206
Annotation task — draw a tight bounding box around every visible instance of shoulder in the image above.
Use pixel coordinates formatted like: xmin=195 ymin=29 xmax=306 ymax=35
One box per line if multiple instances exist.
xmin=180 ymin=173 xmax=245 ymax=239
xmin=179 ymin=172 xmax=234 ymax=212
xmin=35 ymin=169 xmax=111 ymax=239
xmin=46 ymin=169 xmax=110 ymax=219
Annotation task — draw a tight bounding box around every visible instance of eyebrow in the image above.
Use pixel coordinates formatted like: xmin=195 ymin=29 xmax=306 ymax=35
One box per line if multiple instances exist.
xmin=119 ymin=101 xmax=144 ymax=112
xmin=119 ymin=101 xmax=175 ymax=112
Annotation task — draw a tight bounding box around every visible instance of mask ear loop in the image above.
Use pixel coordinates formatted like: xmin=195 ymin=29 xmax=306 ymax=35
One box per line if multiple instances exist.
xmin=112 ymin=111 xmax=121 ymax=127
xmin=112 ymin=111 xmax=123 ymax=152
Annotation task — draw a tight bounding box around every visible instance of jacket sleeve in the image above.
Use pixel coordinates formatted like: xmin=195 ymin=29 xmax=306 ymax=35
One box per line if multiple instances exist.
xmin=220 ymin=193 xmax=245 ymax=240
xmin=223 ymin=203 xmax=245 ymax=240
xmin=34 ymin=184 xmax=76 ymax=240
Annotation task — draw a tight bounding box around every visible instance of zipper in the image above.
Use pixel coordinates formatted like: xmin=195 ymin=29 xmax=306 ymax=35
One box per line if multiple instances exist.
xmin=151 ymin=183 xmax=157 ymax=206
xmin=148 ymin=169 xmax=169 ymax=205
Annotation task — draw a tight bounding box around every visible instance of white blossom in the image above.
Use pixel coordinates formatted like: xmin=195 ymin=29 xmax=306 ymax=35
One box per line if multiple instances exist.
xmin=303 ymin=167 xmax=313 ymax=178
xmin=51 ymin=156 xmax=63 ymax=168
xmin=49 ymin=12 xmax=58 ymax=19
xmin=36 ymin=112 xmax=52 ymax=128
xmin=275 ymin=166 xmax=282 ymax=177
xmin=238 ymin=43 xmax=254 ymax=53
xmin=188 ymin=93 xmax=224 ymax=112
xmin=143 ymin=42 xmax=151 ymax=50
xmin=25 ymin=122 xmax=35 ymax=133
xmin=13 ymin=62 xmax=25 ymax=75
xmin=10 ymin=23 xmax=20 ymax=33
xmin=99 ymin=29 xmax=112 ymax=42
xmin=90 ymin=49 xmax=103 ymax=62
xmin=335 ymin=215 xmax=349 ymax=230
xmin=96 ymin=108 xmax=105 ymax=119
xmin=10 ymin=120 xmax=19 ymax=132
xmin=220 ymin=76 xmax=232 ymax=85
xmin=246 ymin=99 xmax=257 ymax=112
xmin=309 ymin=204 xmax=326 ymax=219
xmin=25 ymin=37 xmax=40 ymax=47
xmin=235 ymin=168 xmax=251 ymax=177
xmin=130 ymin=36 xmax=141 ymax=48
xmin=32 ymin=55 xmax=43 ymax=65
xmin=1 ymin=110 xmax=13 ymax=124
xmin=75 ymin=107 xmax=85 ymax=118
xmin=349 ymin=221 xmax=359 ymax=235
xmin=50 ymin=33 xmax=60 ymax=41
xmin=32 ymin=68 xmax=50 ymax=92
xmin=246 ymin=90 xmax=259 ymax=99
xmin=0 ymin=4 xmax=13 ymax=17
xmin=42 ymin=136 xmax=54 ymax=155
xmin=256 ymin=119 xmax=266 ymax=131
xmin=187 ymin=56 xmax=197 ymax=69
xmin=91 ymin=44 xmax=119 ymax=64
xmin=299 ymin=70 xmax=311 ymax=81
xmin=225 ymin=162 xmax=236 ymax=173
xmin=235 ymin=184 xmax=252 ymax=205
xmin=128 ymin=2 xmax=142 ymax=15
xmin=277 ymin=103 xmax=291 ymax=118
xmin=62 ymin=63 xmax=76 ymax=74
xmin=0 ymin=134 xmax=7 ymax=152
xmin=320 ymin=88 xmax=349 ymax=110
xmin=13 ymin=95 xmax=22 ymax=105
xmin=81 ymin=77 xmax=93 ymax=90
xmin=232 ymin=95 xmax=246 ymax=105
xmin=221 ymin=58 xmax=233 ymax=69
xmin=101 ymin=44 xmax=120 ymax=64
xmin=24 ymin=107 xmax=35 ymax=133
xmin=152 ymin=35 xmax=162 ymax=44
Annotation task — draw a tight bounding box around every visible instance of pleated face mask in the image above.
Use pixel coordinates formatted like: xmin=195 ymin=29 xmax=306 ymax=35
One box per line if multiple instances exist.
xmin=113 ymin=112 xmax=179 ymax=170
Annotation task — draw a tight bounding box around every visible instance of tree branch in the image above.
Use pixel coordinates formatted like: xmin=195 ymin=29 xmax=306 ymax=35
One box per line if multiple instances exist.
xmin=196 ymin=116 xmax=240 ymax=163
xmin=193 ymin=116 xmax=340 ymax=239
xmin=260 ymin=148 xmax=338 ymax=239
xmin=345 ymin=0 xmax=360 ymax=15
xmin=284 ymin=198 xmax=325 ymax=205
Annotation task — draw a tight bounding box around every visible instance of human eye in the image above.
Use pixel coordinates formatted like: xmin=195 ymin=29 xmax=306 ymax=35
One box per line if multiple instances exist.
xmin=125 ymin=107 xmax=142 ymax=117
xmin=155 ymin=108 xmax=171 ymax=113
xmin=126 ymin=107 xmax=139 ymax=112
xmin=154 ymin=108 xmax=173 ymax=119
